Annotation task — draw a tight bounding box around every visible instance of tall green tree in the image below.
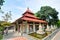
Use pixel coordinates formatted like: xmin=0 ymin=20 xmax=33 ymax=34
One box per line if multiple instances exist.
xmin=0 ymin=11 xmax=12 ymax=32
xmin=2 ymin=11 xmax=12 ymax=22
xmin=0 ymin=0 xmax=5 ymax=9
xmin=0 ymin=0 xmax=5 ymax=13
xmin=35 ymin=6 xmax=59 ymax=25
xmin=57 ymin=20 xmax=60 ymax=28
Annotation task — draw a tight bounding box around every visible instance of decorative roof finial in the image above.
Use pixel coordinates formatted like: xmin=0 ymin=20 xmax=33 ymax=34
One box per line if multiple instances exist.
xmin=27 ymin=7 xmax=29 ymax=10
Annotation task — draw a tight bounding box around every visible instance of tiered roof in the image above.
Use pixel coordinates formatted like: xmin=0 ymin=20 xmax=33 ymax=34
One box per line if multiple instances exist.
xmin=21 ymin=8 xmax=47 ymax=23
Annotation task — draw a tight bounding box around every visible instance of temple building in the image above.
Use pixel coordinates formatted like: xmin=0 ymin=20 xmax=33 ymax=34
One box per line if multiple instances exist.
xmin=12 ymin=8 xmax=47 ymax=34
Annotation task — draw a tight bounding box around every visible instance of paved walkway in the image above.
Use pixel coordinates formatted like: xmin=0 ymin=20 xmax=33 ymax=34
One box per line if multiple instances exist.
xmin=2 ymin=30 xmax=38 ymax=40
xmin=52 ymin=31 xmax=60 ymax=40
xmin=3 ymin=31 xmax=21 ymax=40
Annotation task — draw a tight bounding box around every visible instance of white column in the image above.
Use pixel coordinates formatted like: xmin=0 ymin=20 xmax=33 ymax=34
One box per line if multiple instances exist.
xmin=33 ymin=23 xmax=35 ymax=32
xmin=55 ymin=25 xmax=57 ymax=29
xmin=20 ymin=24 xmax=22 ymax=33
xmin=24 ymin=21 xmax=29 ymax=34
xmin=54 ymin=25 xmax=56 ymax=29
xmin=19 ymin=24 xmax=24 ymax=36
xmin=46 ymin=24 xmax=51 ymax=31
xmin=13 ymin=24 xmax=16 ymax=32
xmin=39 ymin=23 xmax=43 ymax=31
xmin=54 ymin=25 xmax=57 ymax=29
xmin=26 ymin=24 xmax=29 ymax=34
xmin=37 ymin=23 xmax=45 ymax=34
xmin=47 ymin=25 xmax=50 ymax=29
xmin=42 ymin=24 xmax=45 ymax=31
xmin=16 ymin=21 xmax=19 ymax=32
xmin=51 ymin=25 xmax=54 ymax=30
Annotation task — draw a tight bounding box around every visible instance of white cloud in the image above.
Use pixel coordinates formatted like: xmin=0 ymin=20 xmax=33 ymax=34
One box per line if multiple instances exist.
xmin=24 ymin=0 xmax=60 ymax=19
xmin=1 ymin=0 xmax=60 ymax=22
xmin=16 ymin=6 xmax=26 ymax=12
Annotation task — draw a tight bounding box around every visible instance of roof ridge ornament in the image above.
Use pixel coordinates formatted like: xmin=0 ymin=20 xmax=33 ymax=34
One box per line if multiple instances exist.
xmin=27 ymin=7 xmax=29 ymax=10
xmin=27 ymin=7 xmax=30 ymax=11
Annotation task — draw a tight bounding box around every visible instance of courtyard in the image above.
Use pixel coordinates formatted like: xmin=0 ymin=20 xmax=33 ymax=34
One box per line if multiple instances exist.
xmin=0 ymin=0 xmax=60 ymax=40
xmin=2 ymin=28 xmax=60 ymax=40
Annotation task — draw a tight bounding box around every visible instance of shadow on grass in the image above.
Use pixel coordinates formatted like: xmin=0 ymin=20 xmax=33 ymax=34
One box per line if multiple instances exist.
xmin=29 ymin=31 xmax=52 ymax=39
xmin=0 ymin=34 xmax=3 ymax=40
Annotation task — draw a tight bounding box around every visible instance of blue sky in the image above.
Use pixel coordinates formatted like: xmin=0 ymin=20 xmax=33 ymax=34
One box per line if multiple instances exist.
xmin=0 ymin=0 xmax=60 ymax=22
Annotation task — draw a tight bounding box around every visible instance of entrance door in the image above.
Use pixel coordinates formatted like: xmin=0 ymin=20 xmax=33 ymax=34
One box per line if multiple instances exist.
xmin=29 ymin=25 xmax=33 ymax=32
xmin=35 ymin=25 xmax=39 ymax=31
xmin=23 ymin=24 xmax=26 ymax=33
xmin=18 ymin=25 xmax=20 ymax=32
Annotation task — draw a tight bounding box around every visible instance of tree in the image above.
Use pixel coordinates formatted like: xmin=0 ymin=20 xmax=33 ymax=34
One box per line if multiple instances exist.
xmin=57 ymin=20 xmax=60 ymax=28
xmin=0 ymin=0 xmax=5 ymax=13
xmin=0 ymin=21 xmax=11 ymax=39
xmin=0 ymin=0 xmax=5 ymax=39
xmin=35 ymin=6 xmax=59 ymax=25
xmin=2 ymin=11 xmax=12 ymax=22
xmin=0 ymin=21 xmax=11 ymax=31
xmin=1 ymin=11 xmax=12 ymax=29
xmin=0 ymin=11 xmax=12 ymax=29
xmin=0 ymin=0 xmax=5 ymax=9
xmin=0 ymin=21 xmax=4 ymax=31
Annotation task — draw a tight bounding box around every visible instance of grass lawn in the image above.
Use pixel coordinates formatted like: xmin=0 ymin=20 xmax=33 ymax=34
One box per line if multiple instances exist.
xmin=29 ymin=31 xmax=52 ymax=39
xmin=0 ymin=34 xmax=3 ymax=40
xmin=46 ymin=31 xmax=52 ymax=35
xmin=0 ymin=31 xmax=3 ymax=40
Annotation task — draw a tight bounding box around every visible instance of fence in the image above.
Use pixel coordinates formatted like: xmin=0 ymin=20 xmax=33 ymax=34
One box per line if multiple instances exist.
xmin=42 ymin=28 xmax=60 ymax=40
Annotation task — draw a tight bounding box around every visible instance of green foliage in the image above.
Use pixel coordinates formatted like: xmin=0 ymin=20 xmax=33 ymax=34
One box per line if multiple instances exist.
xmin=29 ymin=32 xmax=47 ymax=39
xmin=0 ymin=11 xmax=12 ymax=40
xmin=2 ymin=11 xmax=12 ymax=22
xmin=0 ymin=21 xmax=11 ymax=40
xmin=0 ymin=34 xmax=3 ymax=40
xmin=0 ymin=21 xmax=11 ymax=31
xmin=0 ymin=0 xmax=5 ymax=6
xmin=0 ymin=0 xmax=5 ymax=9
xmin=35 ymin=6 xmax=59 ymax=25
xmin=0 ymin=21 xmax=4 ymax=40
xmin=0 ymin=21 xmax=4 ymax=31
xmin=1 ymin=22 xmax=11 ymax=27
xmin=57 ymin=20 xmax=60 ymax=28
xmin=0 ymin=26 xmax=4 ymax=31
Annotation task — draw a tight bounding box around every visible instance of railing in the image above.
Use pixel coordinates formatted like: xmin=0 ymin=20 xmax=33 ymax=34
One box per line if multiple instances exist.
xmin=42 ymin=28 xmax=60 ymax=40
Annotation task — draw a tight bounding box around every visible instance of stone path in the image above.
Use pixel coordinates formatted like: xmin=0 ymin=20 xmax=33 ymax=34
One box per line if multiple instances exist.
xmin=2 ymin=30 xmax=39 ymax=40
xmin=3 ymin=31 xmax=21 ymax=40
xmin=52 ymin=31 xmax=60 ymax=40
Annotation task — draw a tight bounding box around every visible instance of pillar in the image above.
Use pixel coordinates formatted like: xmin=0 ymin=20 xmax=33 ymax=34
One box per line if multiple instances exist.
xmin=16 ymin=21 xmax=19 ymax=32
xmin=20 ymin=24 xmax=21 ymax=33
xmin=54 ymin=25 xmax=56 ymax=29
xmin=33 ymin=23 xmax=35 ymax=32
xmin=37 ymin=23 xmax=45 ymax=34
xmin=20 ymin=24 xmax=23 ymax=36
xmin=26 ymin=24 xmax=29 ymax=34
xmin=39 ymin=23 xmax=42 ymax=31
xmin=42 ymin=24 xmax=45 ymax=31
xmin=55 ymin=25 xmax=57 ymax=29
xmin=13 ymin=24 xmax=16 ymax=32
xmin=24 ymin=21 xmax=29 ymax=34
xmin=51 ymin=25 xmax=54 ymax=30
xmin=46 ymin=24 xmax=51 ymax=31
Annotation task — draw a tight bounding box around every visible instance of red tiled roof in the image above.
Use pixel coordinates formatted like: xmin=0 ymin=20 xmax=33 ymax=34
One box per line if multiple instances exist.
xmin=13 ymin=8 xmax=47 ymax=24
xmin=21 ymin=17 xmax=47 ymax=23
xmin=24 ymin=13 xmax=38 ymax=19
